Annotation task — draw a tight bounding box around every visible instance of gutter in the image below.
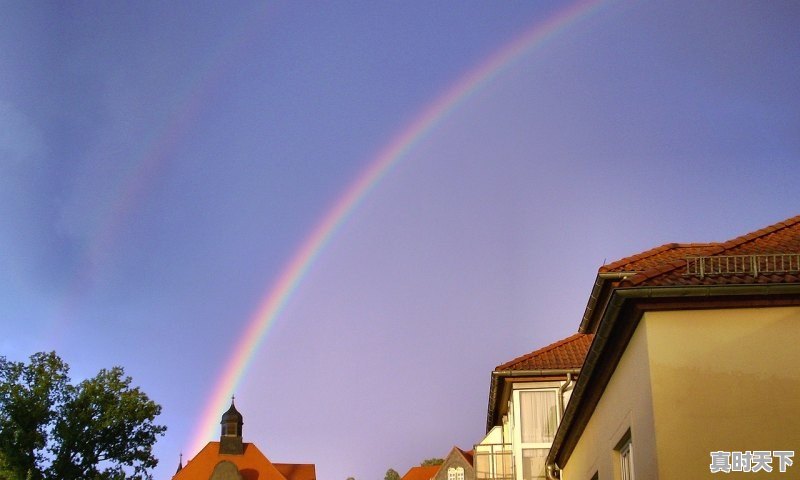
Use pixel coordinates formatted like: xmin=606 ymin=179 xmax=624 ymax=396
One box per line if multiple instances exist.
xmin=579 ymin=272 xmax=635 ymax=333
xmin=547 ymin=282 xmax=800 ymax=475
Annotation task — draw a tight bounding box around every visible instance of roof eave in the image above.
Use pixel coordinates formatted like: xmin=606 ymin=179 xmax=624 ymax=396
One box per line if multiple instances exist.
xmin=578 ymin=272 xmax=636 ymax=333
xmin=486 ymin=368 xmax=582 ymax=432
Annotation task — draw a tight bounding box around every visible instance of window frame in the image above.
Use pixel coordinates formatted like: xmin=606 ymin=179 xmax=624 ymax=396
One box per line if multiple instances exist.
xmin=615 ymin=431 xmax=634 ymax=480
xmin=512 ymin=386 xmax=561 ymax=480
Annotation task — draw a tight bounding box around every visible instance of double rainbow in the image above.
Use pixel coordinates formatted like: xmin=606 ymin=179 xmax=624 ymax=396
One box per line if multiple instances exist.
xmin=188 ymin=0 xmax=607 ymax=455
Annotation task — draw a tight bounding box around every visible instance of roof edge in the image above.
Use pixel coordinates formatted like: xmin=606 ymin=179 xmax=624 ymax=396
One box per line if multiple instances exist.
xmin=494 ymin=333 xmax=591 ymax=370
xmin=620 ymin=214 xmax=800 ymax=287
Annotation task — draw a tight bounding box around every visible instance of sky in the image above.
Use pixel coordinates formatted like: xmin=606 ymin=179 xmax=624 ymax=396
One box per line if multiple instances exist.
xmin=1 ymin=0 xmax=799 ymax=479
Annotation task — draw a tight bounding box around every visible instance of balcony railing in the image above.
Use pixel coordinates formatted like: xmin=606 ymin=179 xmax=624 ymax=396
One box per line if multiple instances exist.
xmin=685 ymin=253 xmax=800 ymax=278
xmin=474 ymin=443 xmax=513 ymax=480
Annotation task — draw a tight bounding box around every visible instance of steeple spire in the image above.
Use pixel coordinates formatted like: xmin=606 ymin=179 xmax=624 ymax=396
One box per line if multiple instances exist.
xmin=219 ymin=396 xmax=244 ymax=455
xmin=175 ymin=453 xmax=183 ymax=474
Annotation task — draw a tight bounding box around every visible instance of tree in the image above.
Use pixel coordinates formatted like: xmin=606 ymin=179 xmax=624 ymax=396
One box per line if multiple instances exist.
xmin=385 ymin=468 xmax=401 ymax=480
xmin=0 ymin=352 xmax=166 ymax=480
xmin=420 ymin=459 xmax=444 ymax=467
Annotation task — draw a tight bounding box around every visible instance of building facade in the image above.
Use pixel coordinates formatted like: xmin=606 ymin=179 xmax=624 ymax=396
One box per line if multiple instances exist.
xmin=547 ymin=214 xmax=800 ymax=479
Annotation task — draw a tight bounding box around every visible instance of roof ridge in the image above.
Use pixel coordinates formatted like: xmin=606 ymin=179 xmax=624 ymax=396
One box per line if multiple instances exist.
xmin=621 ymin=214 xmax=800 ymax=287
xmin=495 ymin=333 xmax=590 ymax=370
xmin=714 ymin=214 xmax=800 ymax=253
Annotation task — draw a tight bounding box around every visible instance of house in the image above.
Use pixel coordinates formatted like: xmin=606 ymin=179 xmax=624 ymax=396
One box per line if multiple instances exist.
xmin=173 ymin=400 xmax=316 ymax=480
xmin=476 ymin=334 xmax=592 ymax=480
xmin=401 ymin=447 xmax=475 ymax=480
xmin=434 ymin=447 xmax=476 ymax=480
xmin=546 ymin=214 xmax=800 ymax=479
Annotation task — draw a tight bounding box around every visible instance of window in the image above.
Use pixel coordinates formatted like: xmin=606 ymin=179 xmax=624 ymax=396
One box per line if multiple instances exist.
xmin=519 ymin=390 xmax=558 ymax=444
xmin=515 ymin=389 xmax=559 ymax=480
xmin=520 ymin=449 xmax=548 ymax=480
xmin=447 ymin=467 xmax=464 ymax=480
xmin=616 ymin=433 xmax=634 ymax=480
xmin=475 ymin=446 xmax=512 ymax=480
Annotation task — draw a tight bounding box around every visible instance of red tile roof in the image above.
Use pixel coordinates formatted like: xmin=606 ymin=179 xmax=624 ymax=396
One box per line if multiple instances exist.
xmin=457 ymin=448 xmax=474 ymax=465
xmin=401 ymin=466 xmax=441 ymax=480
xmin=173 ymin=442 xmax=315 ymax=480
xmin=599 ymin=243 xmax=715 ymax=273
xmin=495 ymin=333 xmax=593 ymax=371
xmin=275 ymin=463 xmax=318 ymax=480
xmin=614 ymin=214 xmax=800 ymax=287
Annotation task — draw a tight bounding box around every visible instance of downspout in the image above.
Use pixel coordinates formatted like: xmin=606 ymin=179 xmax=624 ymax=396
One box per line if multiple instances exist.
xmin=548 ymin=373 xmax=575 ymax=480
xmin=556 ymin=373 xmax=574 ymax=417
xmin=546 ymin=464 xmax=560 ymax=480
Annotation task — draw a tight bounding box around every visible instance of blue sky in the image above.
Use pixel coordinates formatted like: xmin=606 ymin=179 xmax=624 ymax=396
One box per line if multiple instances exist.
xmin=1 ymin=1 xmax=799 ymax=479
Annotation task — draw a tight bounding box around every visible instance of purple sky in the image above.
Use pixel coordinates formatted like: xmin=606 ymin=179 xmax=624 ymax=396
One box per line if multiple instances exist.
xmin=2 ymin=1 xmax=799 ymax=479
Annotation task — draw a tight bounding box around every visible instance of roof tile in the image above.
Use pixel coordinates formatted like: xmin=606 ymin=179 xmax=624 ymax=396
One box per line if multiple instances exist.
xmin=495 ymin=333 xmax=593 ymax=371
xmin=401 ymin=466 xmax=441 ymax=480
xmin=616 ymin=214 xmax=800 ymax=287
xmin=173 ymin=442 xmax=314 ymax=480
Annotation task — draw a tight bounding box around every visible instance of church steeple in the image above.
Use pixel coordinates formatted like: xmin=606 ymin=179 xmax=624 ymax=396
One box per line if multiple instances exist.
xmin=219 ymin=396 xmax=244 ymax=455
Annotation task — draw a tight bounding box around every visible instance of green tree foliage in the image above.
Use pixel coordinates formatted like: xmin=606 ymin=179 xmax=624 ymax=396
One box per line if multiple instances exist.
xmin=0 ymin=352 xmax=166 ymax=480
xmin=420 ymin=458 xmax=444 ymax=467
xmin=385 ymin=468 xmax=401 ymax=480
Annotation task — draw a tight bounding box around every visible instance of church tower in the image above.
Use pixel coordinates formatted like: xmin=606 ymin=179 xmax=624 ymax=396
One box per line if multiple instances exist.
xmin=219 ymin=397 xmax=244 ymax=455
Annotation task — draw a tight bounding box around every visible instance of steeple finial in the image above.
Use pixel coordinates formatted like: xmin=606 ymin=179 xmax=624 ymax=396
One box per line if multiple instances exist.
xmin=175 ymin=453 xmax=183 ymax=473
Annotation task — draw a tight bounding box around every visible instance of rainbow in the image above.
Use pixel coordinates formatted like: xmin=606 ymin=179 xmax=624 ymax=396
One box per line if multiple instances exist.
xmin=49 ymin=4 xmax=272 ymax=345
xmin=188 ymin=0 xmax=608 ymax=455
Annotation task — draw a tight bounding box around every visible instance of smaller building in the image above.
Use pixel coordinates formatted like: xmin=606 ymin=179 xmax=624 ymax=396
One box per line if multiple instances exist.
xmin=401 ymin=447 xmax=475 ymax=480
xmin=477 ymin=333 xmax=592 ymax=480
xmin=174 ymin=400 xmax=316 ymax=480
xmin=434 ymin=447 xmax=475 ymax=480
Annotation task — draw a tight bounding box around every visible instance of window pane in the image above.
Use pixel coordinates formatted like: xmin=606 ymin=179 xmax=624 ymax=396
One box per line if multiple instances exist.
xmin=499 ymin=451 xmax=512 ymax=479
xmin=620 ymin=441 xmax=634 ymax=480
xmin=519 ymin=390 xmax=558 ymax=443
xmin=521 ymin=449 xmax=548 ymax=480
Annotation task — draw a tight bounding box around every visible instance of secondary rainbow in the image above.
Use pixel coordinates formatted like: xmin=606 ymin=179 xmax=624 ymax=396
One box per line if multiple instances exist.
xmin=189 ymin=0 xmax=608 ymax=455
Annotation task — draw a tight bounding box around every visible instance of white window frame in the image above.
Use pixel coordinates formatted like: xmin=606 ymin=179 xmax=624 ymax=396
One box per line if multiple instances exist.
xmin=512 ymin=387 xmax=560 ymax=480
xmin=617 ymin=434 xmax=634 ymax=480
xmin=447 ymin=467 xmax=465 ymax=480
